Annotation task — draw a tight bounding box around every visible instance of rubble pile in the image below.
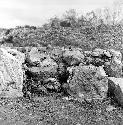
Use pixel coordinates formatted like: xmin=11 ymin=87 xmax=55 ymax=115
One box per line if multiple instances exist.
xmin=1 ymin=46 xmax=123 ymax=107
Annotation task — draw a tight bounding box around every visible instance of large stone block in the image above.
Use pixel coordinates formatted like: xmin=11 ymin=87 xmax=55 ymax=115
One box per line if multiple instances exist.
xmin=108 ymin=77 xmax=123 ymax=107
xmin=68 ymin=64 xmax=108 ymax=102
xmin=0 ymin=48 xmax=24 ymax=98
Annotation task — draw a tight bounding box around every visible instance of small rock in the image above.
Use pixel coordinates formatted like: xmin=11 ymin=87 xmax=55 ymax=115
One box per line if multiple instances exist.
xmin=106 ymin=105 xmax=116 ymax=112
xmin=76 ymin=123 xmax=81 ymax=125
xmin=44 ymin=78 xmax=60 ymax=91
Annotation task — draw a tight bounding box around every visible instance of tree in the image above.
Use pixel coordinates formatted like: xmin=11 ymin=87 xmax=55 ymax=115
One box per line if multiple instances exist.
xmin=49 ymin=17 xmax=60 ymax=29
xmin=62 ymin=9 xmax=78 ymax=27
xmin=94 ymin=9 xmax=103 ymax=25
xmin=103 ymin=1 xmax=123 ymax=25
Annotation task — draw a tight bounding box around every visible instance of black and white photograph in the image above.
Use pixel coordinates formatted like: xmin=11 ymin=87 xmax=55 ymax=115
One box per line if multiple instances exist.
xmin=0 ymin=0 xmax=123 ymax=124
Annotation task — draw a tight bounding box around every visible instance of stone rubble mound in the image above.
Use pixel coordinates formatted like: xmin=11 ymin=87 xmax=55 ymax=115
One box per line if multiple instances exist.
xmin=1 ymin=46 xmax=123 ymax=107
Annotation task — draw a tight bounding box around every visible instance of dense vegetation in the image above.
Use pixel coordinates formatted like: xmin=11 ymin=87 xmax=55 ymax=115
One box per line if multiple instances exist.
xmin=0 ymin=8 xmax=123 ymax=52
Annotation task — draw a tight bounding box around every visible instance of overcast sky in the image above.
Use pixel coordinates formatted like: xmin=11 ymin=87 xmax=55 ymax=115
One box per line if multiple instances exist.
xmin=0 ymin=0 xmax=118 ymax=28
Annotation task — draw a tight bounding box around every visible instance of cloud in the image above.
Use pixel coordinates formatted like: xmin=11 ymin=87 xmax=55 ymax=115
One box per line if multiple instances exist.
xmin=0 ymin=0 xmax=116 ymax=28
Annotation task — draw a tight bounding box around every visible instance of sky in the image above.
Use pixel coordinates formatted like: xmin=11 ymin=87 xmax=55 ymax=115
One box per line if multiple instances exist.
xmin=0 ymin=0 xmax=119 ymax=28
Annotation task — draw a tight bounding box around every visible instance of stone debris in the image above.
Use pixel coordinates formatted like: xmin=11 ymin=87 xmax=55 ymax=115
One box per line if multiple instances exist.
xmin=0 ymin=46 xmax=123 ymax=109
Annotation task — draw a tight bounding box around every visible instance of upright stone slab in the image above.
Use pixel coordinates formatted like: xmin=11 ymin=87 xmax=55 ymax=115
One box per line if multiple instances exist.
xmin=0 ymin=48 xmax=24 ymax=98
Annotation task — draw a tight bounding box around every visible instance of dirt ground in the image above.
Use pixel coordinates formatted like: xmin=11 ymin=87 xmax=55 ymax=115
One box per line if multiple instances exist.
xmin=0 ymin=94 xmax=123 ymax=125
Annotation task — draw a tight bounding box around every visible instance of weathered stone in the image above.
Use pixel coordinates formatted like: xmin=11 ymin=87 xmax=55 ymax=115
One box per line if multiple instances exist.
xmin=0 ymin=86 xmax=23 ymax=98
xmin=104 ymin=49 xmax=122 ymax=78
xmin=5 ymin=48 xmax=25 ymax=65
xmin=84 ymin=48 xmax=111 ymax=67
xmin=43 ymin=78 xmax=61 ymax=91
xmin=40 ymin=57 xmax=58 ymax=79
xmin=63 ymin=48 xmax=84 ymax=66
xmin=110 ymin=49 xmax=122 ymax=65
xmin=92 ymin=48 xmax=111 ymax=58
xmin=67 ymin=66 xmax=76 ymax=76
xmin=27 ymin=57 xmax=58 ymax=80
xmin=95 ymin=66 xmax=107 ymax=77
xmin=68 ymin=64 xmax=108 ymax=102
xmin=106 ymin=105 xmax=116 ymax=112
xmin=0 ymin=48 xmax=24 ymax=98
xmin=28 ymin=47 xmax=47 ymax=63
xmin=50 ymin=47 xmax=63 ymax=62
xmin=84 ymin=51 xmax=92 ymax=56
xmin=108 ymin=77 xmax=123 ymax=107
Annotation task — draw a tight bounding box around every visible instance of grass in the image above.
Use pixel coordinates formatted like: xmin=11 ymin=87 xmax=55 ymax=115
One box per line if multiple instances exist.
xmin=0 ymin=93 xmax=123 ymax=125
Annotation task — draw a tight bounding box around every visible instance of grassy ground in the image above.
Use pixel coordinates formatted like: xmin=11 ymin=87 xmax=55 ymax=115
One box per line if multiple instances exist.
xmin=0 ymin=94 xmax=123 ymax=125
